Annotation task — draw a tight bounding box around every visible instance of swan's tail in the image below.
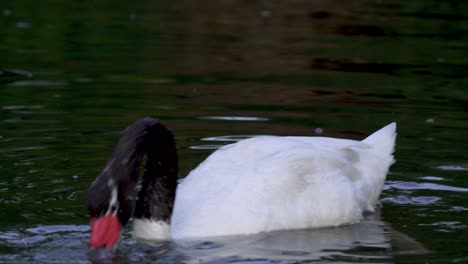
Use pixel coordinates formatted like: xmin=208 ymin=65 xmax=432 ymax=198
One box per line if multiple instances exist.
xmin=359 ymin=122 xmax=397 ymax=211
xmin=362 ymin=122 xmax=397 ymax=161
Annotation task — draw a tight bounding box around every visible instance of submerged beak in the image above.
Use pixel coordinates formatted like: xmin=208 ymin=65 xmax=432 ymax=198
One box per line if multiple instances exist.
xmin=89 ymin=213 xmax=122 ymax=249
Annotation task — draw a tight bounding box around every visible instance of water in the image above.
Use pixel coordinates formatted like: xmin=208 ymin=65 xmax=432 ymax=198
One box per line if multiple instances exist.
xmin=1 ymin=0 xmax=467 ymax=263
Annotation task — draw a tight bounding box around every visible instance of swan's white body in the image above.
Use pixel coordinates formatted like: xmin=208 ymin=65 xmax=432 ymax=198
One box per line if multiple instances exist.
xmin=134 ymin=123 xmax=396 ymax=240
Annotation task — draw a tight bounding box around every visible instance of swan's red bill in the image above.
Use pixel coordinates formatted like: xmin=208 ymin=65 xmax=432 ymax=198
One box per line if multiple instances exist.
xmin=89 ymin=213 xmax=122 ymax=248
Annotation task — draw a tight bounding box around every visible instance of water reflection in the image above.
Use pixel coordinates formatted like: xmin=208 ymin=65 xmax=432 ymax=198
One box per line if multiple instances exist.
xmin=135 ymin=212 xmax=427 ymax=263
xmin=0 ymin=211 xmax=429 ymax=263
xmin=173 ymin=221 xmax=393 ymax=263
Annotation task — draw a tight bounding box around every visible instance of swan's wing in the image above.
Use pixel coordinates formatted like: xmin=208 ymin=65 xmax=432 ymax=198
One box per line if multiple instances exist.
xmin=171 ymin=136 xmax=373 ymax=239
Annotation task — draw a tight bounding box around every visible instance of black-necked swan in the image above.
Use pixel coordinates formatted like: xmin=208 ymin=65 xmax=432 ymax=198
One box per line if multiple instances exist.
xmin=87 ymin=117 xmax=396 ymax=248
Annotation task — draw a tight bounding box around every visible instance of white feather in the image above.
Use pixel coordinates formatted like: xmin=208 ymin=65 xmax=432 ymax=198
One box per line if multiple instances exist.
xmin=133 ymin=219 xmax=170 ymax=240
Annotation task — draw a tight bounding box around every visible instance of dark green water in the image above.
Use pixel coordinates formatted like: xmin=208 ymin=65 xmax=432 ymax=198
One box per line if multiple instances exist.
xmin=1 ymin=0 xmax=467 ymax=263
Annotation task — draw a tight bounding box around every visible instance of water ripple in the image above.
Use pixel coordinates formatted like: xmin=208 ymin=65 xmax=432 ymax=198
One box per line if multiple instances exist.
xmin=0 ymin=146 xmax=47 ymax=153
xmin=419 ymin=176 xmax=445 ymax=181
xmin=0 ymin=225 xmax=90 ymax=262
xmin=3 ymin=118 xmax=60 ymax=123
xmin=2 ymin=105 xmax=43 ymax=110
xmin=434 ymin=165 xmax=468 ymax=171
xmin=382 ymin=195 xmax=442 ymax=205
xmin=199 ymin=116 xmax=271 ymax=122
xmin=449 ymin=206 xmax=468 ymax=212
xmin=201 ymin=135 xmax=258 ymax=142
xmin=419 ymin=221 xmax=466 ymax=232
xmin=7 ymin=80 xmax=67 ymax=87
xmin=26 ymin=225 xmax=90 ymax=235
xmin=388 ymin=181 xmax=468 ymax=193
xmin=190 ymin=144 xmax=224 ymax=150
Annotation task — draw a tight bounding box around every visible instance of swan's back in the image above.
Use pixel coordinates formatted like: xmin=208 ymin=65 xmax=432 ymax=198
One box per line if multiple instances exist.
xmin=171 ymin=123 xmax=396 ymax=239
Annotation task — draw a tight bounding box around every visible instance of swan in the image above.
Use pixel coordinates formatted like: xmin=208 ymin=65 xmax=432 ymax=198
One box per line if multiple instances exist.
xmin=87 ymin=118 xmax=396 ymax=248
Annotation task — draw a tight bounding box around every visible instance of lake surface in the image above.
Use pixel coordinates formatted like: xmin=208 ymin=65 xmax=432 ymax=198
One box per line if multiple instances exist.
xmin=1 ymin=0 xmax=467 ymax=263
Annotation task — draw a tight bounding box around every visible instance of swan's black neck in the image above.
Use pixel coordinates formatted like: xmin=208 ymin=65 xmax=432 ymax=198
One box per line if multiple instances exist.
xmin=87 ymin=118 xmax=178 ymax=226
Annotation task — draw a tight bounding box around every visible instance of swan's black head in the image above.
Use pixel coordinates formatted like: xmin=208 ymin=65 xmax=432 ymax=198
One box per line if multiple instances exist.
xmin=87 ymin=118 xmax=178 ymax=249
